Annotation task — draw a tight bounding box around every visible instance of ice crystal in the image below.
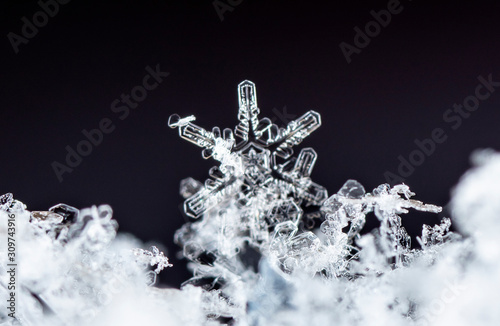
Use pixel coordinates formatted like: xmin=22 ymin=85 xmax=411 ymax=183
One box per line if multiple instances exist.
xmin=0 ymin=199 xmax=180 ymax=326
xmin=169 ymin=80 xmax=326 ymax=221
xmin=132 ymin=246 xmax=172 ymax=274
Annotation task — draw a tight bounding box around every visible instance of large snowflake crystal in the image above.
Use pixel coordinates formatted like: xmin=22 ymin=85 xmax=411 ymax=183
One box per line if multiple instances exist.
xmin=169 ymin=80 xmax=326 ymax=219
xmin=169 ymin=81 xmax=327 ymax=251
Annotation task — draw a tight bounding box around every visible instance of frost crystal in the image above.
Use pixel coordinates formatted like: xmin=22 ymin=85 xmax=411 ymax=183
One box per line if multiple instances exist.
xmin=169 ymin=81 xmax=326 ymax=221
xmin=0 ymin=199 xmax=181 ymax=326
xmin=132 ymin=246 xmax=172 ymax=274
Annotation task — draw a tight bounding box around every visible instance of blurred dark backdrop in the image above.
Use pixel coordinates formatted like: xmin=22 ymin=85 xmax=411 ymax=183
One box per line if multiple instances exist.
xmin=1 ymin=0 xmax=500 ymax=287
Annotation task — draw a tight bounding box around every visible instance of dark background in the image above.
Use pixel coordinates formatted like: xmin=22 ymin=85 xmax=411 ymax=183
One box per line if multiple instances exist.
xmin=1 ymin=0 xmax=499 ymax=287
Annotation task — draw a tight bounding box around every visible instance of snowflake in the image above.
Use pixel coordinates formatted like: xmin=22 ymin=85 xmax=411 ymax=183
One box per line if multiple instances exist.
xmin=169 ymin=80 xmax=327 ymax=224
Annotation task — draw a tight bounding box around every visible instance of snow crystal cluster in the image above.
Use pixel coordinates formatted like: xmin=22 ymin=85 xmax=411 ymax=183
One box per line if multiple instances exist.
xmin=2 ymin=81 xmax=500 ymax=325
xmin=0 ymin=198 xmax=181 ymax=326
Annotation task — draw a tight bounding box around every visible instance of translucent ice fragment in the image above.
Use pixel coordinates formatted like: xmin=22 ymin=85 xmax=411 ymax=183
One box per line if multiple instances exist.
xmin=49 ymin=203 xmax=79 ymax=223
xmin=268 ymin=200 xmax=302 ymax=226
xmin=31 ymin=211 xmax=64 ymax=224
xmin=300 ymin=181 xmax=328 ymax=206
xmin=168 ymin=114 xmax=196 ymax=128
xmin=417 ymin=218 xmax=454 ymax=248
xmin=273 ymin=221 xmax=299 ymax=239
xmin=320 ymin=220 xmax=336 ymax=237
xmin=289 ymin=232 xmax=321 ymax=253
xmin=146 ymin=270 xmax=157 ymax=286
xmin=0 ymin=193 xmax=13 ymax=210
xmin=338 ymin=179 xmax=365 ymax=199
xmin=180 ymin=177 xmax=204 ymax=199
xmin=270 ymin=222 xmax=298 ymax=259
